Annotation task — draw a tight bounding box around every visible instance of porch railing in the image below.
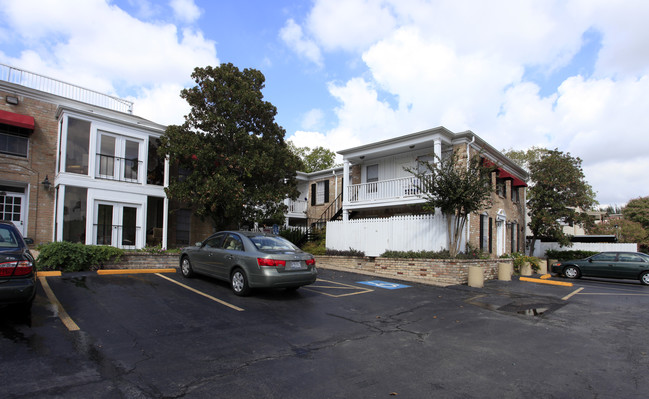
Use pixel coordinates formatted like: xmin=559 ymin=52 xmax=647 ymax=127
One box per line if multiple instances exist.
xmin=1 ymin=63 xmax=134 ymax=114
xmin=347 ymin=175 xmax=432 ymax=203
xmin=286 ymin=199 xmax=307 ymax=214
xmin=95 ymin=154 xmax=142 ymax=183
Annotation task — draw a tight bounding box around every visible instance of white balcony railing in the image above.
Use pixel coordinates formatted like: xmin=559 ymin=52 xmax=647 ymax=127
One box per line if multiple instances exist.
xmin=347 ymin=175 xmax=432 ymax=203
xmin=286 ymin=199 xmax=307 ymax=214
xmin=1 ymin=63 xmax=134 ymax=114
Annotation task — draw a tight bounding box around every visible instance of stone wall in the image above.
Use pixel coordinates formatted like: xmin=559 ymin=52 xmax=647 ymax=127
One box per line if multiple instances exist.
xmin=315 ymin=255 xmax=510 ymax=286
xmin=101 ymin=253 xmax=180 ymax=270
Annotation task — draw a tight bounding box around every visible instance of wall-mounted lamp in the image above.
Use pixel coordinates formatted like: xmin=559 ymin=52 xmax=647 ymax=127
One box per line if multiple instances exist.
xmin=5 ymin=96 xmax=19 ymax=105
xmin=409 ymin=145 xmax=415 ymax=149
xmin=360 ymin=156 xmax=365 ymax=160
xmin=41 ymin=175 xmax=51 ymax=191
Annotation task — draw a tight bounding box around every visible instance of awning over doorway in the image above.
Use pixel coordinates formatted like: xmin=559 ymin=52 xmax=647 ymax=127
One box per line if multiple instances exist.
xmin=0 ymin=109 xmax=35 ymax=130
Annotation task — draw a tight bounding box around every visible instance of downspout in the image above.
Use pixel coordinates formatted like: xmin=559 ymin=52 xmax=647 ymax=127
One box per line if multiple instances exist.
xmin=466 ymin=135 xmax=475 ymax=249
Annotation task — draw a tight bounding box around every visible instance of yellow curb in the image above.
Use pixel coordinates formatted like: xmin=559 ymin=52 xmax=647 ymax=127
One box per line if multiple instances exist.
xmin=540 ymin=274 xmax=552 ymax=279
xmin=520 ymin=277 xmax=573 ymax=287
xmin=37 ymin=271 xmax=62 ymax=277
xmin=97 ymin=268 xmax=177 ymax=275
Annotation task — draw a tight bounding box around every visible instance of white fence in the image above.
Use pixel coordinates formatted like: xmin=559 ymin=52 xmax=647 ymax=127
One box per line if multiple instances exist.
xmin=530 ymin=240 xmax=638 ymax=258
xmin=327 ymin=214 xmax=461 ymax=257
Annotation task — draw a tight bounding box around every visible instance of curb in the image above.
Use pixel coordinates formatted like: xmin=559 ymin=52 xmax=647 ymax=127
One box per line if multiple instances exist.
xmin=37 ymin=268 xmax=177 ymax=277
xmin=519 ymin=276 xmax=573 ymax=287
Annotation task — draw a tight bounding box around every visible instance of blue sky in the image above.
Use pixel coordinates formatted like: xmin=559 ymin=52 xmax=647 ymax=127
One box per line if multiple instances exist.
xmin=1 ymin=0 xmax=649 ymax=207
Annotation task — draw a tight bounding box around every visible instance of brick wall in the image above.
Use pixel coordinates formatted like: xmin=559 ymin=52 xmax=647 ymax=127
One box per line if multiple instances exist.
xmin=101 ymin=253 xmax=180 ymax=269
xmin=0 ymin=89 xmax=58 ymax=244
xmin=315 ymin=255 xmax=510 ymax=285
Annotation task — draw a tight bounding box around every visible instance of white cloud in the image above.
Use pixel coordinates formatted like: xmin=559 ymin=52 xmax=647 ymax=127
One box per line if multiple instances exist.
xmin=0 ymin=0 xmax=217 ymax=125
xmin=300 ymin=109 xmax=325 ymax=131
xmin=169 ymin=0 xmax=201 ymax=24
xmin=279 ymin=19 xmax=323 ymax=67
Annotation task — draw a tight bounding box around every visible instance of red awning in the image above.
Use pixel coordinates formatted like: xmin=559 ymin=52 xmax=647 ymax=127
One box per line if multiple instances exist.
xmin=0 ymin=109 xmax=35 ymax=130
xmin=497 ymin=168 xmax=515 ymax=179
xmin=512 ymin=177 xmax=528 ymax=187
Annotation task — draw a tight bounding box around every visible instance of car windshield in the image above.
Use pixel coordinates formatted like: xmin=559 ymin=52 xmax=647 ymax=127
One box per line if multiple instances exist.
xmin=249 ymin=235 xmax=299 ymax=252
xmin=0 ymin=225 xmax=20 ymax=250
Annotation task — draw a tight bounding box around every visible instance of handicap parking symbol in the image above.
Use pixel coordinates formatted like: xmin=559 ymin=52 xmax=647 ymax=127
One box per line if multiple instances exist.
xmin=357 ymin=280 xmax=410 ymax=290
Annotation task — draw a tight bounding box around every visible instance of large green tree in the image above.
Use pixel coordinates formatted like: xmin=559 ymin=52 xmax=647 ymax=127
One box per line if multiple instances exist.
xmin=159 ymin=63 xmax=301 ymax=229
xmin=288 ymin=143 xmax=338 ymax=173
xmin=502 ymin=146 xmax=549 ymax=171
xmin=407 ymin=150 xmax=496 ymax=257
xmin=623 ymin=196 xmax=649 ymax=229
xmin=527 ymin=149 xmax=597 ymax=254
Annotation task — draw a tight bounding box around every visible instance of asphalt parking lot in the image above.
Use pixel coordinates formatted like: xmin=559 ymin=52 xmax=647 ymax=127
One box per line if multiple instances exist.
xmin=1 ymin=267 xmax=648 ymax=398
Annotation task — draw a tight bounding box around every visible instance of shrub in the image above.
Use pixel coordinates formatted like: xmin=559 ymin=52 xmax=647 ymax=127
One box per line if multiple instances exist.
xmin=37 ymin=242 xmax=123 ymax=272
xmin=380 ymin=249 xmax=486 ymax=259
xmin=545 ymin=249 xmax=598 ymax=261
xmin=501 ymin=252 xmax=541 ymax=273
xmin=301 ymin=241 xmax=326 ymax=255
xmin=325 ymin=248 xmax=365 ymax=257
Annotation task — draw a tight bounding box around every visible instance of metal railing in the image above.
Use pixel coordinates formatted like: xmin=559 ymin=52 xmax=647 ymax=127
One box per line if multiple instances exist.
xmin=347 ymin=175 xmax=432 ymax=203
xmin=286 ymin=199 xmax=308 ymax=214
xmin=1 ymin=63 xmax=134 ymax=114
xmin=95 ymin=153 xmax=142 ymax=183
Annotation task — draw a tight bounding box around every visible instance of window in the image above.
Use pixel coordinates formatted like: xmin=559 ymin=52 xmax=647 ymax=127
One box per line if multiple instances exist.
xmin=416 ymin=155 xmax=434 ymax=174
xmin=496 ymin=177 xmax=506 ymax=197
xmin=618 ymin=254 xmax=645 ymax=263
xmin=223 ymin=234 xmax=244 ymax=251
xmin=591 ymin=253 xmax=617 ymax=262
xmin=311 ymin=180 xmax=329 ymax=205
xmin=65 ymin=117 xmax=91 ymax=175
xmin=0 ymin=127 xmax=28 ymax=157
xmin=511 ymin=186 xmax=520 ymax=203
xmin=96 ymin=131 xmax=141 ymax=182
xmin=366 ymin=164 xmax=378 ymax=193
xmin=62 ymin=186 xmax=87 ymax=243
xmin=175 ymin=209 xmax=191 ymax=245
xmin=510 ymin=223 xmax=517 ymax=253
xmin=480 ymin=214 xmax=490 ymax=252
xmin=147 ymin=136 xmax=164 ymax=186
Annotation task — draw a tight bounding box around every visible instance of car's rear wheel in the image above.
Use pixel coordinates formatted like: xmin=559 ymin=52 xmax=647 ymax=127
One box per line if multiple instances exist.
xmin=231 ymin=268 xmax=250 ymax=296
xmin=180 ymin=257 xmax=194 ymax=278
xmin=564 ymin=265 xmax=580 ymax=279
xmin=640 ymin=272 xmax=649 ymax=286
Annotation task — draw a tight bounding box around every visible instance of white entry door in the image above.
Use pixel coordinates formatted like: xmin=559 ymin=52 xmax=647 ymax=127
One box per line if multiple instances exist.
xmin=0 ymin=192 xmax=26 ymax=236
xmin=94 ymin=201 xmax=140 ymax=249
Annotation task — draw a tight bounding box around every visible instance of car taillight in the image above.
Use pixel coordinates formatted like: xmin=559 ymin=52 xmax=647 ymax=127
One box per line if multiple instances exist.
xmin=257 ymin=258 xmax=286 ymax=267
xmin=305 ymin=258 xmax=316 ymax=266
xmin=0 ymin=260 xmax=33 ymax=277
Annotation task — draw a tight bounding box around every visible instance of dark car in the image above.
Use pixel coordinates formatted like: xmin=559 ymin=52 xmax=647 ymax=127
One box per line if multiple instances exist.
xmin=551 ymin=251 xmax=649 ymax=285
xmin=0 ymin=221 xmax=36 ymax=311
xmin=180 ymin=231 xmax=317 ymax=296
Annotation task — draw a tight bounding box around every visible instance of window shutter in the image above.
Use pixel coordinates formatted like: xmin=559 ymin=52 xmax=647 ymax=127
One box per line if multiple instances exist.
xmin=311 ymin=184 xmax=316 ymax=206
xmin=479 ymin=216 xmax=484 ymax=251
xmin=488 ymin=217 xmax=493 ymax=253
xmin=324 ymin=180 xmax=330 ymax=203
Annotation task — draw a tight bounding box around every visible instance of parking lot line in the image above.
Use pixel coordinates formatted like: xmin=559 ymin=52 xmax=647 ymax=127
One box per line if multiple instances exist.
xmin=38 ymin=276 xmax=80 ymax=331
xmin=562 ymin=287 xmax=584 ymax=300
xmin=303 ymin=279 xmax=374 ymax=298
xmin=155 ymin=273 xmax=244 ymax=311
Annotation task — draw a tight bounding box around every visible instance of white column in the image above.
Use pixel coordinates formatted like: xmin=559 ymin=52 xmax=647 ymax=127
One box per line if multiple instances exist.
xmin=342 ymin=160 xmax=350 ymax=221
xmin=434 ymin=139 xmax=442 ymax=162
xmin=162 ymin=156 xmax=170 ymax=249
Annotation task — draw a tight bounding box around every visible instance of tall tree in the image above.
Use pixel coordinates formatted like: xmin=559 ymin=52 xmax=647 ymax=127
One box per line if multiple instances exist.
xmin=407 ymin=150 xmax=496 ymax=257
xmin=159 ymin=63 xmax=301 ymax=229
xmin=623 ymin=196 xmax=649 ymax=229
xmin=288 ymin=143 xmax=338 ymax=173
xmin=527 ymin=149 xmax=597 ymax=255
xmin=502 ymin=146 xmax=549 ymax=171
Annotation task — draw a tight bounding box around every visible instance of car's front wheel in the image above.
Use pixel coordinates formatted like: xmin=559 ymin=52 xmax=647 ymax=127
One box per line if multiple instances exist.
xmin=640 ymin=272 xmax=649 ymax=286
xmin=231 ymin=268 xmax=251 ymax=296
xmin=180 ymin=256 xmax=194 ymax=278
xmin=564 ymin=265 xmax=580 ymax=279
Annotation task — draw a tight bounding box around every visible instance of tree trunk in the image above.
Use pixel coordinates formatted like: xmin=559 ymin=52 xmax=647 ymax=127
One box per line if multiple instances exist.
xmin=528 ymin=235 xmax=536 ymax=256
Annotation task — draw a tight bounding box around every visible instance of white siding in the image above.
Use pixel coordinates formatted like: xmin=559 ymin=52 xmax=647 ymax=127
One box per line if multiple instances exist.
xmin=531 ymin=241 xmax=638 ymax=258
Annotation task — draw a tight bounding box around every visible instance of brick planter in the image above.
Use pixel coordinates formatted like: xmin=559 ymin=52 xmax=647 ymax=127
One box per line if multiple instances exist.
xmin=315 ymin=255 xmax=511 ymax=286
xmin=100 ymin=253 xmax=180 ymax=270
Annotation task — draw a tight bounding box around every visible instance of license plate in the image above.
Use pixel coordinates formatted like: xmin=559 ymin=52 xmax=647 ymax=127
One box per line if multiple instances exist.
xmin=289 ymin=261 xmax=305 ymax=270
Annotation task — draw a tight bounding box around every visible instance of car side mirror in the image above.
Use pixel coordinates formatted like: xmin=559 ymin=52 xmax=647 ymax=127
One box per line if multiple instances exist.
xmin=24 ymin=237 xmax=34 ymax=245
xmin=588 ymin=259 xmax=593 ymax=263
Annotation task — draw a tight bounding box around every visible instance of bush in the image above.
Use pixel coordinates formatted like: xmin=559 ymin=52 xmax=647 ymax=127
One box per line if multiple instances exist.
xmin=380 ymin=249 xmax=487 ymax=259
xmin=501 ymin=252 xmax=541 ymax=273
xmin=279 ymin=228 xmax=307 ymax=247
xmin=37 ymin=242 xmax=123 ymax=272
xmin=301 ymin=241 xmax=326 ymax=255
xmin=545 ymin=249 xmax=598 ymax=261
xmin=325 ymin=248 xmax=365 ymax=257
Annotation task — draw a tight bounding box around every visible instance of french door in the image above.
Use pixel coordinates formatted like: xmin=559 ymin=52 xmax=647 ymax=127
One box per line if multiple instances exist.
xmin=95 ymin=201 xmax=140 ymax=249
xmin=0 ymin=192 xmax=26 ymax=236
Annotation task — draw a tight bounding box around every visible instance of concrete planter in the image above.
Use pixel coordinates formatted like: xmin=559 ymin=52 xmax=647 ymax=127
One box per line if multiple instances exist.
xmin=467 ymin=265 xmax=484 ymax=288
xmin=520 ymin=261 xmax=532 ymax=276
xmin=498 ymin=262 xmax=512 ymax=281
xmin=538 ymin=260 xmax=548 ymax=274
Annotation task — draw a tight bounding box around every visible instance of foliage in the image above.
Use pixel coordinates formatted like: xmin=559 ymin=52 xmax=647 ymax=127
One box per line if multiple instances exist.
xmin=136 ymin=245 xmax=181 ymax=254
xmin=544 ymin=249 xmax=599 ymax=261
xmin=406 ymin=149 xmax=496 ymax=257
xmin=288 ymin=143 xmax=338 ymax=173
xmin=527 ymin=149 xmax=597 ymax=254
xmin=158 ymin=63 xmax=301 ymax=230
xmin=325 ymin=248 xmax=365 ymax=257
xmin=501 ymin=252 xmax=541 ymax=273
xmin=37 ymin=242 xmax=123 ymax=272
xmin=279 ymin=228 xmax=308 ymax=247
xmin=301 ymin=241 xmax=326 ymax=255
xmin=623 ymin=196 xmax=649 ymax=230
xmin=588 ymin=219 xmax=648 ymax=245
xmin=380 ymin=249 xmax=488 ymax=260
xmin=502 ymin=146 xmax=550 ymax=171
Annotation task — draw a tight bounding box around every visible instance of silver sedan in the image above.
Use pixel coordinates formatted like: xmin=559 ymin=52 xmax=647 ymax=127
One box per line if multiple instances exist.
xmin=180 ymin=231 xmax=317 ymax=296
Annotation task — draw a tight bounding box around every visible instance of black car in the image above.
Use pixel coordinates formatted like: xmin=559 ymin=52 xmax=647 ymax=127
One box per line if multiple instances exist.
xmin=551 ymin=251 xmax=649 ymax=285
xmin=0 ymin=221 xmax=36 ymax=311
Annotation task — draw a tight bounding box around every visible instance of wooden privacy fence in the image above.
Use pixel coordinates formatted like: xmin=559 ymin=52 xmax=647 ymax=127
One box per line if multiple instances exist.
xmin=327 ymin=214 xmax=462 ymax=257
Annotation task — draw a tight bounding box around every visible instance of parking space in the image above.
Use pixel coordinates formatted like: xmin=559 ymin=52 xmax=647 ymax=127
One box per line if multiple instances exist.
xmin=2 ymin=268 xmax=649 ymax=398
